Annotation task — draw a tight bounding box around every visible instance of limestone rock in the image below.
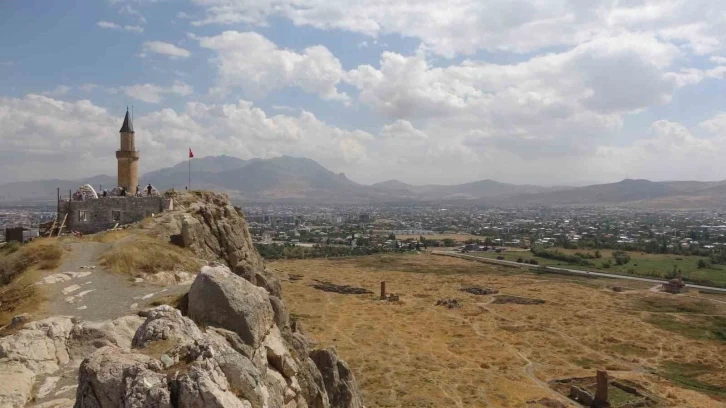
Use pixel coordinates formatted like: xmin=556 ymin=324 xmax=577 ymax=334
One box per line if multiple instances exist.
xmin=269 ymin=296 xmax=290 ymax=331
xmin=160 ymin=192 xmax=279 ymax=296
xmin=212 ymin=345 xmax=267 ymax=408
xmin=296 ymin=358 xmax=330 ymax=408
xmin=132 ymin=305 xmax=203 ymax=349
xmin=310 ymin=348 xmax=364 ymax=408
xmin=0 ymin=360 xmax=35 ymax=408
xmin=174 ymin=358 xmax=251 ymax=408
xmin=74 ymin=346 xmax=171 ymax=408
xmin=33 ymin=398 xmax=75 ymax=408
xmin=263 ymin=326 xmax=298 ymax=379
xmin=188 ymin=266 xmax=274 ymax=349
xmin=68 ymin=315 xmax=145 ymax=359
xmin=0 ymin=316 xmax=74 ymax=374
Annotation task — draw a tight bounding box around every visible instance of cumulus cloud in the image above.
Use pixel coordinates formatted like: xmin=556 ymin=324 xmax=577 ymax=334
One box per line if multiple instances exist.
xmin=190 ymin=0 xmax=726 ymax=58
xmin=0 ymin=94 xmax=371 ymax=182
xmin=141 ymin=41 xmax=191 ymax=58
xmin=122 ymin=81 xmax=193 ymax=103
xmin=198 ymin=31 xmax=349 ymax=102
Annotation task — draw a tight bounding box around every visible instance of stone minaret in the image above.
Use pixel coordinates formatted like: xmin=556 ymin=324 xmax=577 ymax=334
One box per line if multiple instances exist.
xmin=116 ymin=109 xmax=139 ymax=194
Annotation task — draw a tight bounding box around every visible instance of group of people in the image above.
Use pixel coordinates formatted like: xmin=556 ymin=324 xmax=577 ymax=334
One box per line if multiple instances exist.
xmin=101 ymin=183 xmax=154 ymax=198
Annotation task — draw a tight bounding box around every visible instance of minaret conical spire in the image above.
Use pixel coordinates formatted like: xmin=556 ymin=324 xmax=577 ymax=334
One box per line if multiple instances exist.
xmin=120 ymin=108 xmax=134 ymax=133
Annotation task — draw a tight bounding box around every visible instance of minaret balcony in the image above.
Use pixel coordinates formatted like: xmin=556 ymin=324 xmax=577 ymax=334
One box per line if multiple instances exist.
xmin=116 ymin=150 xmax=140 ymax=159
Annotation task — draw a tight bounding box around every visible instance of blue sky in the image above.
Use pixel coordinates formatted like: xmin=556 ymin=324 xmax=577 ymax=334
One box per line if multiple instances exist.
xmin=2 ymin=0 xmax=726 ymax=186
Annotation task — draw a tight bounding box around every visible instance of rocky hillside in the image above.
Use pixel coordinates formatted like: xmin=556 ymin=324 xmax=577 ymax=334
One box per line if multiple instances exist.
xmin=0 ymin=191 xmax=365 ymax=408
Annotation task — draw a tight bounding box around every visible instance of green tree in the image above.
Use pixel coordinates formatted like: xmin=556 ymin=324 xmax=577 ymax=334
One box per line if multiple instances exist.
xmin=697 ymin=259 xmax=707 ymax=269
xmin=612 ymin=250 xmax=631 ymax=265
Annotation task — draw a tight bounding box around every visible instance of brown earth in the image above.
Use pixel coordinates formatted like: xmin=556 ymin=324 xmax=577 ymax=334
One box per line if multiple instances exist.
xmin=270 ymin=253 xmax=726 ymax=408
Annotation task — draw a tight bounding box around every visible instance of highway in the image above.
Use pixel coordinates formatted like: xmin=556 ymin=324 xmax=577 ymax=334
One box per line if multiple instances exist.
xmin=432 ymin=250 xmax=726 ymax=294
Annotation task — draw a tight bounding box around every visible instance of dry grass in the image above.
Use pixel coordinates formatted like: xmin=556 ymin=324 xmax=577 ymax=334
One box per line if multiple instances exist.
xmin=0 ymin=239 xmax=64 ymax=284
xmin=99 ymin=235 xmax=202 ymax=276
xmin=0 ymin=239 xmax=64 ymax=328
xmin=270 ymin=253 xmax=726 ymax=408
xmin=86 ymin=229 xmax=131 ymax=243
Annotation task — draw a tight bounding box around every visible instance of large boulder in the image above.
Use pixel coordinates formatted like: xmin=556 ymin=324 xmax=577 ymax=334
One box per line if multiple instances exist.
xmin=74 ymin=347 xmax=171 ymax=408
xmin=310 ymin=348 xmax=364 ymax=408
xmin=132 ymin=305 xmax=203 ymax=349
xmin=173 ymin=358 xmax=251 ymax=408
xmin=68 ymin=315 xmax=145 ymax=358
xmin=188 ymin=266 xmax=274 ymax=349
xmin=0 ymin=360 xmax=35 ymax=408
xmin=0 ymin=316 xmax=75 ymax=374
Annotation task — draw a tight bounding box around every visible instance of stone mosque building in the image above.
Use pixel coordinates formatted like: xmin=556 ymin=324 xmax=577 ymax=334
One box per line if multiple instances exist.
xmin=57 ymin=110 xmax=172 ymax=234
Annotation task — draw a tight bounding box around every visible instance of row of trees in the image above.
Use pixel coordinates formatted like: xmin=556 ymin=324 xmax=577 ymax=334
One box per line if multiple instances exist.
xmin=254 ymin=243 xmax=394 ymax=260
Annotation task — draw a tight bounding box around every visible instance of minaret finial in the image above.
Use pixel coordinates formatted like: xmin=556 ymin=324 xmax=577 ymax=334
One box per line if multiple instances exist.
xmin=120 ymin=108 xmax=134 ymax=133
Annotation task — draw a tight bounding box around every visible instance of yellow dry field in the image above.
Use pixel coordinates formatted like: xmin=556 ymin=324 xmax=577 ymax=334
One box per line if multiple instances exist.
xmin=269 ymin=253 xmax=726 ymax=408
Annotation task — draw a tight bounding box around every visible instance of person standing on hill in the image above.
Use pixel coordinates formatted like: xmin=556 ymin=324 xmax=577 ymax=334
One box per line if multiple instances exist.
xmin=147 ymin=183 xmax=153 ymax=196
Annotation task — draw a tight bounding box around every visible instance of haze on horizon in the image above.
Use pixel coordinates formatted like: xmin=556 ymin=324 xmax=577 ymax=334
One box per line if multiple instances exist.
xmin=2 ymin=1 xmax=726 ymax=187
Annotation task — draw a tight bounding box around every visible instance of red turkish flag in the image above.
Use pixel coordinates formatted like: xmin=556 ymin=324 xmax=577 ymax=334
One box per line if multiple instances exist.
xmin=189 ymin=148 xmax=194 ymax=158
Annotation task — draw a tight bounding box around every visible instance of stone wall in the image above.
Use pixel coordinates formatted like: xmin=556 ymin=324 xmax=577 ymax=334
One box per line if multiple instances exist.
xmin=59 ymin=196 xmax=171 ymax=234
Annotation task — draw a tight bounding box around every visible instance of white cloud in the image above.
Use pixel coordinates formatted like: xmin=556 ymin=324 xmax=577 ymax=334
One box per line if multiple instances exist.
xmin=593 ymin=120 xmax=722 ymax=182
xmin=380 ymin=120 xmax=427 ymax=140
xmin=198 ymin=31 xmax=349 ymax=102
xmin=122 ymin=81 xmax=193 ymax=103
xmin=141 ymin=41 xmax=191 ymax=58
xmin=0 ymin=94 xmax=371 ymax=182
xmin=124 ymin=25 xmax=144 ymax=33
xmin=96 ymin=20 xmax=144 ymax=33
xmin=340 ymin=32 xmax=689 ymax=163
xmin=97 ymin=21 xmax=121 ymax=30
xmin=190 ymin=0 xmax=726 ymax=58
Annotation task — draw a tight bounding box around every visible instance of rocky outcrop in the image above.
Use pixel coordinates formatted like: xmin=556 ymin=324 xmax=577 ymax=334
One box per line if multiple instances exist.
xmin=310 ymin=349 xmax=364 ymax=408
xmin=73 ymin=264 xmax=363 ymax=408
xmin=0 ymin=192 xmax=363 ymax=407
xmin=0 ymin=315 xmax=145 ymax=407
xmin=158 ymin=192 xmax=275 ymax=294
xmin=188 ymin=266 xmax=274 ymax=349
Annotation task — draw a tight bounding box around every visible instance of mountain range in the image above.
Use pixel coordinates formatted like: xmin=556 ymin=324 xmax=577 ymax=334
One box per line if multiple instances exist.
xmin=3 ymin=155 xmax=726 ymax=208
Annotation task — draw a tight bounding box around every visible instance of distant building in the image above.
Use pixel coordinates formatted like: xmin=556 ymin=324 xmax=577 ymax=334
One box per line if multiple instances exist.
xmin=57 ymin=109 xmax=171 ymax=235
xmin=5 ymin=226 xmax=39 ymax=243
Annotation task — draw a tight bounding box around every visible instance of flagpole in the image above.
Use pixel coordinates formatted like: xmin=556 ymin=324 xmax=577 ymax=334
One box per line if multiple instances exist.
xmin=188 ymin=147 xmax=191 ymax=191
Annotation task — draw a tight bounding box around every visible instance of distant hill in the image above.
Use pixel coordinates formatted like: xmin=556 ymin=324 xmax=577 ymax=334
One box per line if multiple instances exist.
xmin=4 ymin=155 xmax=726 ymax=207
xmin=492 ymin=178 xmax=726 ymax=207
xmin=0 ymin=175 xmax=116 ymax=204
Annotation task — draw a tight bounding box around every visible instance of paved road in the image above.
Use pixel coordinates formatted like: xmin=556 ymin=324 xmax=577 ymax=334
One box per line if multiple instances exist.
xmin=433 ymin=251 xmax=726 ymax=294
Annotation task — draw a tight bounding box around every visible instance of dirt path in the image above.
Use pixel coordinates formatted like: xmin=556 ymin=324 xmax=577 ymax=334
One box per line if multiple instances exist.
xmin=36 ymin=241 xmax=191 ymax=322
xmin=27 ymin=241 xmax=193 ymax=406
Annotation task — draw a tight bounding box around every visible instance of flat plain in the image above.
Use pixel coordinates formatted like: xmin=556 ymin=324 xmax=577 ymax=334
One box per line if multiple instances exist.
xmin=270 ymin=253 xmax=726 ymax=408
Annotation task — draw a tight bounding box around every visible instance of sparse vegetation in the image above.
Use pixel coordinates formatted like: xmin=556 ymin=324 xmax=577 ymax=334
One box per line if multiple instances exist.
xmin=635 ymin=296 xmax=717 ymax=314
xmin=647 ymin=314 xmax=726 ymax=342
xmin=100 ymin=235 xmax=202 ymax=276
xmin=657 ymin=361 xmax=726 ymax=398
xmin=271 ymin=253 xmax=726 ymax=407
xmin=0 ymin=239 xmax=63 ymax=284
xmin=530 ymin=247 xmax=594 ymax=266
xmin=0 ymin=239 xmax=64 ymax=327
xmin=255 ymin=243 xmax=389 ymax=260
xmin=472 ymin=248 xmax=726 ymax=287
